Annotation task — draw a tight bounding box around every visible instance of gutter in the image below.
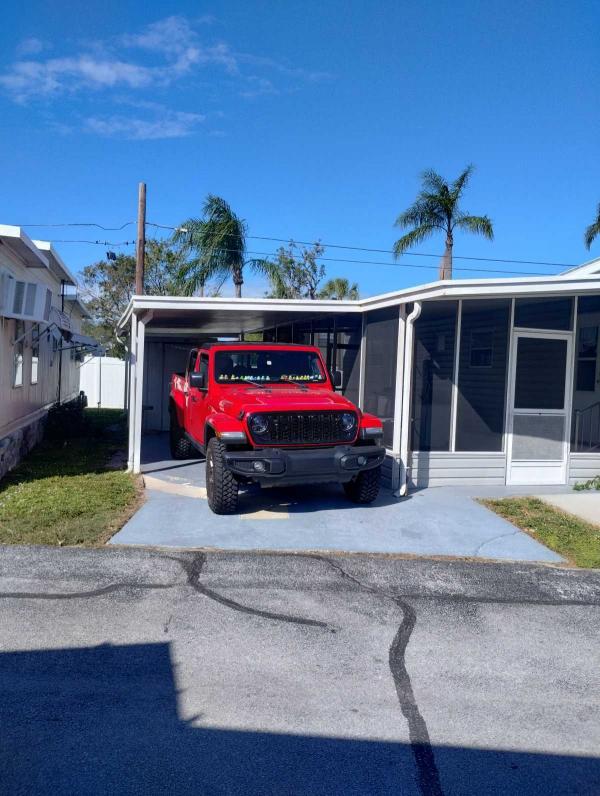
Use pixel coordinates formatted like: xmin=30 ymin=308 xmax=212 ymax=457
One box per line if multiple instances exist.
xmin=398 ymin=301 xmax=422 ymax=497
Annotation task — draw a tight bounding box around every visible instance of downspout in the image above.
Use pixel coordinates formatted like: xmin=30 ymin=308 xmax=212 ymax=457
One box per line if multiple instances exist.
xmin=57 ymin=279 xmax=65 ymax=404
xmin=398 ymin=301 xmax=422 ymax=497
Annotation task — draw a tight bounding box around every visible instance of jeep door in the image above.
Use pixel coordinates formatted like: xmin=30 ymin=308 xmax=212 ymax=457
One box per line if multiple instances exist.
xmin=186 ymin=352 xmax=210 ymax=445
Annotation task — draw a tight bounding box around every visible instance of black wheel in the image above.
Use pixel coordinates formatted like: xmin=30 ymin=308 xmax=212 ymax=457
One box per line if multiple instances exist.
xmin=343 ymin=465 xmax=381 ymax=504
xmin=170 ymin=413 xmax=193 ymax=459
xmin=206 ymin=437 xmax=239 ymax=515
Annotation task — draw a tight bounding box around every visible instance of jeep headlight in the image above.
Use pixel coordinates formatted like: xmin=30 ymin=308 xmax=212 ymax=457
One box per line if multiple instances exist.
xmin=340 ymin=413 xmax=357 ymax=434
xmin=249 ymin=414 xmax=269 ymax=436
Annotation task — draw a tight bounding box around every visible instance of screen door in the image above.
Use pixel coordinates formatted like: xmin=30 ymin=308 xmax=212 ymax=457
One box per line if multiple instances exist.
xmin=507 ymin=332 xmax=572 ymax=485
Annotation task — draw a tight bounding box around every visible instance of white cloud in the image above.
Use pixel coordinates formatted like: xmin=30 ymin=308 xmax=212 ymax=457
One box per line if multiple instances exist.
xmin=84 ymin=108 xmax=205 ymax=140
xmin=16 ymin=37 xmax=48 ymax=56
xmin=0 ymin=15 xmax=331 ymax=137
xmin=240 ymin=76 xmax=279 ymax=99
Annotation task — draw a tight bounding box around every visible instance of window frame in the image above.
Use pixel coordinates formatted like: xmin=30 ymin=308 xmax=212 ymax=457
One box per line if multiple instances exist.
xmin=575 ymin=324 xmax=598 ymax=392
xmin=31 ymin=323 xmax=40 ymax=385
xmin=468 ymin=327 xmax=495 ymax=369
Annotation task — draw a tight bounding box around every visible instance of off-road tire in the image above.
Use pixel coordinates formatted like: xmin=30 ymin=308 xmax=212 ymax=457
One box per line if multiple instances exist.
xmin=206 ymin=437 xmax=239 ymax=515
xmin=170 ymin=413 xmax=193 ymax=459
xmin=343 ymin=465 xmax=381 ymax=504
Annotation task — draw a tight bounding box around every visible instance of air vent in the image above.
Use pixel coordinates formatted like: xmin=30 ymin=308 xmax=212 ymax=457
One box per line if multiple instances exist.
xmin=12 ymin=281 xmax=25 ymax=315
xmin=0 ymin=272 xmax=52 ymax=322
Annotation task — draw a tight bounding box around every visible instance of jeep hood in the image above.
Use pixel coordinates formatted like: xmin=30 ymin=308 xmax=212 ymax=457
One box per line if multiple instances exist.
xmin=218 ymin=386 xmax=359 ymax=416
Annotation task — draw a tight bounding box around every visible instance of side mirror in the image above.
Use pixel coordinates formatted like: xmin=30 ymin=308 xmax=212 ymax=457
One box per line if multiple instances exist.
xmin=189 ymin=371 xmax=206 ymax=390
xmin=331 ymin=370 xmax=343 ymax=388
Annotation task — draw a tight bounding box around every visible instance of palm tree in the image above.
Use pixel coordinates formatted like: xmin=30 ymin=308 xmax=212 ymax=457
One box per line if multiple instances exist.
xmin=318 ymin=277 xmax=359 ymax=300
xmin=584 ymin=202 xmax=600 ymax=250
xmin=393 ymin=165 xmax=493 ymax=280
xmin=174 ymin=195 xmax=275 ymax=298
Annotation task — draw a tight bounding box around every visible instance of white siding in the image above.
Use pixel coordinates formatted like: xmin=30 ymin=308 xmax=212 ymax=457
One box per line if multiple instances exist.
xmin=568 ymin=453 xmax=600 ymax=486
xmin=409 ymin=451 xmax=507 ymax=487
xmin=0 ymin=244 xmax=82 ymax=437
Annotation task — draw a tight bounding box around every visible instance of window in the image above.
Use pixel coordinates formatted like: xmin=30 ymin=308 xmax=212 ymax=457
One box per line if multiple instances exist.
xmin=469 ymin=328 xmax=494 ymax=368
xmin=576 ymin=326 xmax=598 ymax=392
xmin=187 ymin=350 xmax=197 ymax=377
xmin=13 ymin=320 xmax=24 ymax=388
xmin=199 ymin=353 xmax=209 ymax=383
xmin=214 ymin=349 xmax=326 ymax=383
xmin=31 ymin=324 xmax=40 ymax=385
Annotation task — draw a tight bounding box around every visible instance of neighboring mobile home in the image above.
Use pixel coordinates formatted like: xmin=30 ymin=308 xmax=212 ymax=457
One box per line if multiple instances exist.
xmin=0 ymin=226 xmax=97 ymax=478
xmin=119 ymin=258 xmax=600 ymax=494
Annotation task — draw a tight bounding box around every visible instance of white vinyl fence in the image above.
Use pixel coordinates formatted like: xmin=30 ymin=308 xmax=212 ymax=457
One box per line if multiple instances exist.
xmin=80 ymin=355 xmax=126 ymax=409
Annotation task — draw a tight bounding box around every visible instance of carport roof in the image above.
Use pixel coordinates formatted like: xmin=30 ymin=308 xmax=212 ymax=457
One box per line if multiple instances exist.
xmin=118 ymin=265 xmax=600 ymax=334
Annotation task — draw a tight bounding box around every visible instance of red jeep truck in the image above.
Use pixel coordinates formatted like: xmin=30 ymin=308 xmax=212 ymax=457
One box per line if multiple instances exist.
xmin=169 ymin=342 xmax=385 ymax=514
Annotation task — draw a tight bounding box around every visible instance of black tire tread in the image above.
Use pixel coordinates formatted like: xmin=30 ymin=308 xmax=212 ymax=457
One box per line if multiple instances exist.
xmin=343 ymin=465 xmax=381 ymax=504
xmin=206 ymin=437 xmax=238 ymax=514
xmin=170 ymin=414 xmax=193 ymax=460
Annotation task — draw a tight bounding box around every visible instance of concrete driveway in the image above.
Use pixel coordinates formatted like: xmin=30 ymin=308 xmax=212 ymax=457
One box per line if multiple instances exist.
xmin=111 ymin=435 xmax=563 ymax=563
xmin=1 ymin=546 xmax=599 ymax=795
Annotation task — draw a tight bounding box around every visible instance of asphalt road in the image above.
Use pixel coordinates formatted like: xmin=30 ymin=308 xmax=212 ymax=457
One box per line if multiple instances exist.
xmin=0 ymin=546 xmax=599 ymax=795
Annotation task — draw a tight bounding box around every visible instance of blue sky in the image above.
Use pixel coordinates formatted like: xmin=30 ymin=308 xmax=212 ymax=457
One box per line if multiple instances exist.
xmin=1 ymin=1 xmax=599 ymax=297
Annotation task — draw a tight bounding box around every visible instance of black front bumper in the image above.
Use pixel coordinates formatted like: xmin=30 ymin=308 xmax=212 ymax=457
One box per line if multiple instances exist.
xmin=223 ymin=445 xmax=386 ymax=486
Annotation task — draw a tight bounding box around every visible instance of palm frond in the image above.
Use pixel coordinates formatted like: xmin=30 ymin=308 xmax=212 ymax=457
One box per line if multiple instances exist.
xmin=454 ymin=214 xmax=494 ymax=240
xmin=394 ymin=199 xmax=446 ymax=231
xmin=451 ymin=164 xmax=475 ymax=200
xmin=584 ymin=202 xmax=600 ymax=250
xmin=393 ymin=224 xmax=437 ymax=258
xmin=420 ymin=169 xmax=447 ymax=195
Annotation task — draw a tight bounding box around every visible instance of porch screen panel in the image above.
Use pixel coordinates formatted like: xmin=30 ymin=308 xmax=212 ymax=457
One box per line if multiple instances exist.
xmin=334 ymin=314 xmax=362 ymax=406
xmin=411 ymin=301 xmax=458 ymax=451
xmin=514 ymin=337 xmax=567 ymax=409
xmin=363 ymin=307 xmax=399 ymax=448
xmin=455 ymin=299 xmax=510 ymax=451
xmin=571 ymin=294 xmax=600 ymax=451
xmin=514 ymin=297 xmax=573 ymax=331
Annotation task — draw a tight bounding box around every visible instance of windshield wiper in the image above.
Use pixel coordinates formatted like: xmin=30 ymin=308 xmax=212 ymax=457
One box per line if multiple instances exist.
xmin=282 ymin=378 xmax=309 ymax=391
xmin=239 ymin=378 xmax=266 ymax=389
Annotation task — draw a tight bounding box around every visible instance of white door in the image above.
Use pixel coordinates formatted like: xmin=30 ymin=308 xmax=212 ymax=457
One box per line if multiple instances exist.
xmin=507 ymin=331 xmax=572 ymax=485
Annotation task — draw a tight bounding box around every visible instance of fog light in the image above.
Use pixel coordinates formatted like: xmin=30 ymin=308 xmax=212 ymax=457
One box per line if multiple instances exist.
xmin=357 ymin=455 xmax=367 ymax=466
xmin=253 ymin=461 xmax=267 ymax=472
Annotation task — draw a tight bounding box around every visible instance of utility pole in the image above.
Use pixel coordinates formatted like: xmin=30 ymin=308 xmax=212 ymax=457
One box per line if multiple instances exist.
xmin=135 ymin=181 xmax=146 ymax=295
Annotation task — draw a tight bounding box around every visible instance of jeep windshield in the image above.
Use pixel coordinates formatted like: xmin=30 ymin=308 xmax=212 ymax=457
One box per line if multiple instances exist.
xmin=214 ymin=349 xmax=327 ymax=384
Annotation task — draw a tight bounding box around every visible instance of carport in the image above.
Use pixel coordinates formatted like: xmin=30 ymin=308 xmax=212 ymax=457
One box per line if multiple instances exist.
xmin=119 ymin=295 xmax=385 ymax=480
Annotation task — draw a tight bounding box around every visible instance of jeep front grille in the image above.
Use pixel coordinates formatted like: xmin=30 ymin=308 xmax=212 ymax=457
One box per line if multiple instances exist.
xmin=248 ymin=411 xmax=357 ymax=446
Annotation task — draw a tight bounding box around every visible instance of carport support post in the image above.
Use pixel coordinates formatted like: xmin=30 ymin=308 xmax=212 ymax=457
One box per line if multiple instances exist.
xmin=132 ymin=314 xmax=147 ymax=474
xmin=396 ymin=301 xmax=421 ymax=497
xmin=391 ymin=305 xmax=407 ymax=491
xmin=127 ymin=313 xmax=138 ymax=471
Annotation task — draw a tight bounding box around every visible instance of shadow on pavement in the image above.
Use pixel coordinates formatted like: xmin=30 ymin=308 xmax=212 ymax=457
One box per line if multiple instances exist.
xmin=1 ymin=642 xmax=597 ymax=795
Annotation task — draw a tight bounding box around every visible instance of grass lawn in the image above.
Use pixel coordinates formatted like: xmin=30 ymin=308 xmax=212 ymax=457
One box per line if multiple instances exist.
xmin=482 ymin=497 xmax=600 ymax=568
xmin=0 ymin=409 xmax=141 ymax=547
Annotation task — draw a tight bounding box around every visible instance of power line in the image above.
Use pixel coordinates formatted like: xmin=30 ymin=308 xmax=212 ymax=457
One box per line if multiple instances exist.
xmin=46 ymin=238 xmax=557 ymax=276
xmin=19 ymin=221 xmax=576 ymax=269
xmin=248 ymin=235 xmax=573 ymax=269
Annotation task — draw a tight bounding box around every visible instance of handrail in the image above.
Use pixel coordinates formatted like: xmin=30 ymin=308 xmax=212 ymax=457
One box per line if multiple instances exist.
xmin=574 ymin=400 xmax=600 ymax=451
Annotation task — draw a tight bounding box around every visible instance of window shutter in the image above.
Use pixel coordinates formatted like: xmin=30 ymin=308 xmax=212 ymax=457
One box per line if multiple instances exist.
xmin=44 ymin=288 xmax=52 ymax=321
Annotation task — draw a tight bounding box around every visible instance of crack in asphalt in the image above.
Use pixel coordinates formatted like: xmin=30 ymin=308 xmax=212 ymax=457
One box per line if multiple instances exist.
xmin=0 ymin=582 xmax=177 ymax=600
xmin=176 ymin=553 xmax=331 ymax=629
xmin=314 ymin=555 xmax=444 ymax=796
